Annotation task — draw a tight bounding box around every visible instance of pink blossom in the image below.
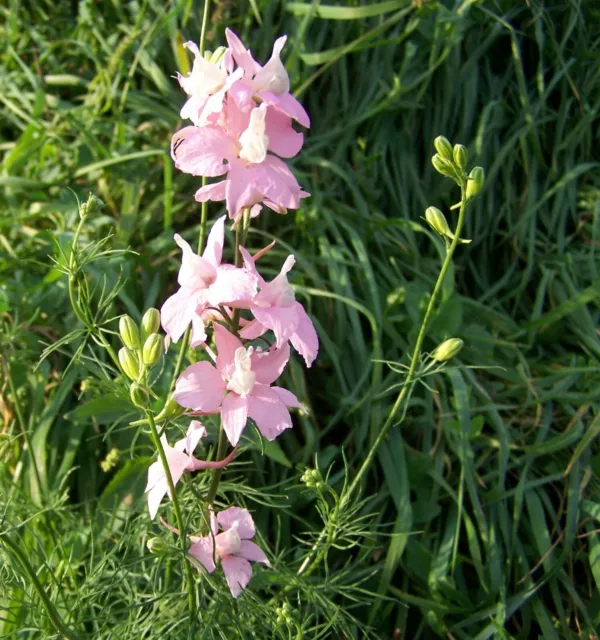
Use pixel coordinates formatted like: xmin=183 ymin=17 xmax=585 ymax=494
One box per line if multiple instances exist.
xmin=160 ymin=215 xmax=258 ymax=345
xmin=145 ymin=421 xmax=236 ymax=520
xmin=238 ymin=246 xmax=318 ymax=367
xmin=188 ymin=506 xmax=270 ymax=598
xmin=174 ymin=323 xmax=303 ymax=446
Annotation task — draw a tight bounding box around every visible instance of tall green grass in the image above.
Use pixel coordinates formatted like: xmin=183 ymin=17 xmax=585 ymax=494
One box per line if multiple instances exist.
xmin=1 ymin=0 xmax=599 ymax=637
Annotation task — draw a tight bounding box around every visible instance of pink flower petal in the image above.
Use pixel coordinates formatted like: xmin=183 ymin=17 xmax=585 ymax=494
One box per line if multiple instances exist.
xmin=217 ymin=507 xmax=256 ymax=538
xmin=221 ymin=393 xmax=249 ymax=446
xmin=265 ymin=108 xmax=303 ymax=158
xmin=251 ymin=342 xmax=290 ymax=385
xmin=202 ymin=215 xmax=225 ymax=269
xmin=195 ymin=180 xmax=226 ymax=204
xmin=160 ymin=287 xmax=196 ymax=343
xmin=225 ymin=160 xmax=263 ymax=220
xmin=221 ymin=555 xmax=252 ymax=598
xmin=239 ymin=540 xmax=271 ymax=566
xmin=225 ymin=28 xmax=259 ymax=77
xmin=258 ymin=90 xmax=310 ymax=128
xmin=174 ymin=234 xmax=216 ymax=289
xmin=252 ymin=306 xmax=299 ymax=347
xmin=188 ymin=536 xmax=216 ymax=574
xmin=247 ymin=384 xmax=293 ymax=440
xmin=238 ymin=246 xmax=263 ymax=284
xmin=214 ymin=323 xmax=244 ymax=376
xmin=174 ymin=420 xmax=207 ymax=454
xmin=190 ymin=312 xmax=208 ymax=347
xmin=171 ymin=125 xmax=238 ymax=177
xmin=290 ymin=301 xmax=319 ymax=367
xmin=239 ymin=318 xmax=267 ymax=340
xmin=271 ymin=386 xmax=305 ymax=411
xmin=175 ymin=361 xmax=226 ymax=411
xmin=145 ymin=445 xmax=191 ymax=519
xmin=207 ymin=265 xmax=258 ymax=308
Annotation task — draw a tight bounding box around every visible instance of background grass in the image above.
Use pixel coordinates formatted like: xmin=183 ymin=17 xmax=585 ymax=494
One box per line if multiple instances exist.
xmin=1 ymin=0 xmax=600 ymax=637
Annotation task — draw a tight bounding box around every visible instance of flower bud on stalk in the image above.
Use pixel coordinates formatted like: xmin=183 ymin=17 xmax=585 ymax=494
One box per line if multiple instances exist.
xmin=141 ymin=308 xmax=161 ymax=341
xmin=80 ymin=193 xmax=104 ymax=218
xmin=119 ymin=347 xmax=140 ymax=381
xmin=425 ymin=207 xmax=451 ymax=237
xmin=433 ymin=136 xmax=454 ymax=163
xmin=431 ymin=154 xmax=456 ymax=179
xmin=147 ymin=537 xmax=169 ymax=555
xmin=432 ymin=338 xmax=464 ymax=362
xmin=130 ymin=383 xmax=150 ymax=408
xmin=453 ymin=144 xmax=468 ymax=171
xmin=142 ymin=334 xmax=163 ymax=368
xmin=466 ymin=166 xmax=485 ymax=199
xmin=119 ymin=316 xmax=140 ymax=350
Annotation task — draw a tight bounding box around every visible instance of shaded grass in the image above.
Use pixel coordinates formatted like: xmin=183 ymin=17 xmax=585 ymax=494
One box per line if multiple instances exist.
xmin=1 ymin=0 xmax=600 ymax=637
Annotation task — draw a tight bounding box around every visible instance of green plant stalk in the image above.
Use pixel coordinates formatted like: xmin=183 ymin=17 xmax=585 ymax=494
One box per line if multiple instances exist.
xmin=0 ymin=533 xmax=79 ymax=640
xmin=299 ymin=182 xmax=470 ymax=579
xmin=145 ymin=409 xmax=196 ymax=615
xmin=199 ymin=0 xmax=210 ymax=56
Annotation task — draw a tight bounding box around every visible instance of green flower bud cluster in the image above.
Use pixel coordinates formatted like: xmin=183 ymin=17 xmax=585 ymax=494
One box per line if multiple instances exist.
xmin=300 ymin=468 xmax=326 ymax=491
xmin=275 ymin=602 xmax=294 ymax=627
xmin=118 ymin=309 xmax=163 ymax=382
xmin=431 ymin=136 xmax=485 ymax=198
xmin=79 ymin=193 xmax=105 ymax=219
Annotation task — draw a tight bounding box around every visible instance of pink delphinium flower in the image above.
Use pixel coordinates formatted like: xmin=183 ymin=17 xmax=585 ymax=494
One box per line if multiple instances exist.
xmin=160 ymin=215 xmax=258 ymax=345
xmin=187 ymin=506 xmax=270 ymax=598
xmin=174 ymin=323 xmax=304 ymax=446
xmin=238 ymin=246 xmax=318 ymax=367
xmin=145 ymin=421 xmax=236 ymax=519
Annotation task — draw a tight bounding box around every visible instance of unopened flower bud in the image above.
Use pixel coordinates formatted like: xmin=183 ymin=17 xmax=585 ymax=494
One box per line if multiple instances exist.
xmin=130 ymin=383 xmax=150 ymax=408
xmin=141 ymin=308 xmax=161 ymax=341
xmin=300 ymin=468 xmax=325 ymax=490
xmin=453 ymin=144 xmax=468 ymax=171
xmin=208 ymin=46 xmax=226 ymax=64
xmin=80 ymin=193 xmax=104 ymax=218
xmin=142 ymin=333 xmax=163 ymax=368
xmin=425 ymin=207 xmax=450 ymax=236
xmin=431 ymin=154 xmax=455 ymax=178
xmin=119 ymin=316 xmax=140 ymax=350
xmin=432 ymin=338 xmax=464 ymax=362
xmin=119 ymin=347 xmax=140 ymax=381
xmin=155 ymin=394 xmax=186 ymax=421
xmin=433 ymin=136 xmax=453 ymax=163
xmin=100 ymin=446 xmax=120 ymax=472
xmin=147 ymin=537 xmax=169 ymax=555
xmin=466 ymin=166 xmax=485 ymax=199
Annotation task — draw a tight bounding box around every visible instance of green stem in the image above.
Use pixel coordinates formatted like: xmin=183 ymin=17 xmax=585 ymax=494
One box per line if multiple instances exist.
xmin=199 ymin=0 xmax=211 ymax=56
xmin=0 ymin=533 xmax=79 ymax=640
xmin=205 ymin=427 xmax=228 ymax=507
xmin=345 ymin=183 xmax=469 ymax=503
xmin=145 ymin=410 xmax=196 ymax=615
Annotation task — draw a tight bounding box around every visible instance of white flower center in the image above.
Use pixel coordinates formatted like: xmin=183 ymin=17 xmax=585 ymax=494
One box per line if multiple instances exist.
xmin=239 ymin=104 xmax=269 ymax=165
xmin=190 ymin=56 xmax=227 ymax=95
xmin=253 ymin=53 xmax=290 ymax=95
xmin=226 ymin=347 xmax=256 ymax=397
xmin=215 ymin=522 xmax=242 ymax=557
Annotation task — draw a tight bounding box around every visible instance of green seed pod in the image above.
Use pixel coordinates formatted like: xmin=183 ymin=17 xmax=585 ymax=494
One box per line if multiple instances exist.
xmin=453 ymin=144 xmax=468 ymax=171
xmin=141 ymin=308 xmax=161 ymax=341
xmin=142 ymin=333 xmax=163 ymax=368
xmin=466 ymin=166 xmax=485 ymax=199
xmin=432 ymin=338 xmax=464 ymax=362
xmin=155 ymin=394 xmax=186 ymax=422
xmin=425 ymin=206 xmax=451 ymax=236
xmin=119 ymin=315 xmax=140 ymax=350
xmin=130 ymin=383 xmax=150 ymax=408
xmin=433 ymin=136 xmax=453 ymax=163
xmin=147 ymin=537 xmax=169 ymax=555
xmin=119 ymin=347 xmax=140 ymax=381
xmin=431 ymin=154 xmax=455 ymax=178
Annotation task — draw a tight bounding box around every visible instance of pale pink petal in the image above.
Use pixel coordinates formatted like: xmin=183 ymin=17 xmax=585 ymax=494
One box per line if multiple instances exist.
xmin=265 ymin=108 xmax=303 ymax=158
xmin=161 ymin=287 xmax=197 ymax=343
xmin=206 ymin=265 xmax=258 ymax=308
xmin=250 ymin=204 xmax=262 ymax=218
xmin=271 ymin=386 xmax=305 ymax=412
xmin=258 ymin=90 xmax=310 ymax=128
xmin=190 ymin=312 xmax=208 ymax=347
xmin=247 ymin=384 xmax=293 ymax=441
xmin=250 ymin=342 xmax=290 ymax=385
xmin=214 ymin=323 xmax=244 ymax=375
xmin=222 ymin=93 xmax=252 ymax=138
xmin=238 ymin=246 xmax=263 ymax=283
xmin=146 ymin=477 xmax=168 ymax=521
xmin=180 ymin=93 xmax=209 ymax=124
xmin=174 ymin=361 xmax=226 ymax=411
xmin=225 ymin=160 xmax=263 ymax=220
xmin=225 ymin=29 xmax=259 ymax=77
xmin=290 ymin=302 xmax=319 ymax=367
xmin=252 ymin=306 xmax=298 ymax=347
xmin=174 ymin=234 xmax=216 ymax=289
xmin=239 ymin=540 xmax=271 ymax=566
xmin=195 ymin=180 xmax=226 ymax=204
xmin=145 ymin=446 xmax=191 ymax=519
xmin=217 ymin=506 xmax=256 ymax=538
xmin=171 ymin=125 xmax=237 ymax=177
xmin=221 ymin=555 xmax=252 ymax=598
xmin=174 ymin=420 xmax=207 ymax=454
xmin=254 ymin=254 xmax=295 ymax=308
xmin=202 ymin=215 xmax=225 ymax=269
xmin=188 ymin=536 xmax=217 ymax=574
xmin=255 ymin=155 xmax=309 ymax=210
xmin=239 ymin=318 xmax=268 ymax=340
xmin=221 ymin=393 xmax=249 ymax=446
xmin=253 ymin=36 xmax=290 ymax=95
